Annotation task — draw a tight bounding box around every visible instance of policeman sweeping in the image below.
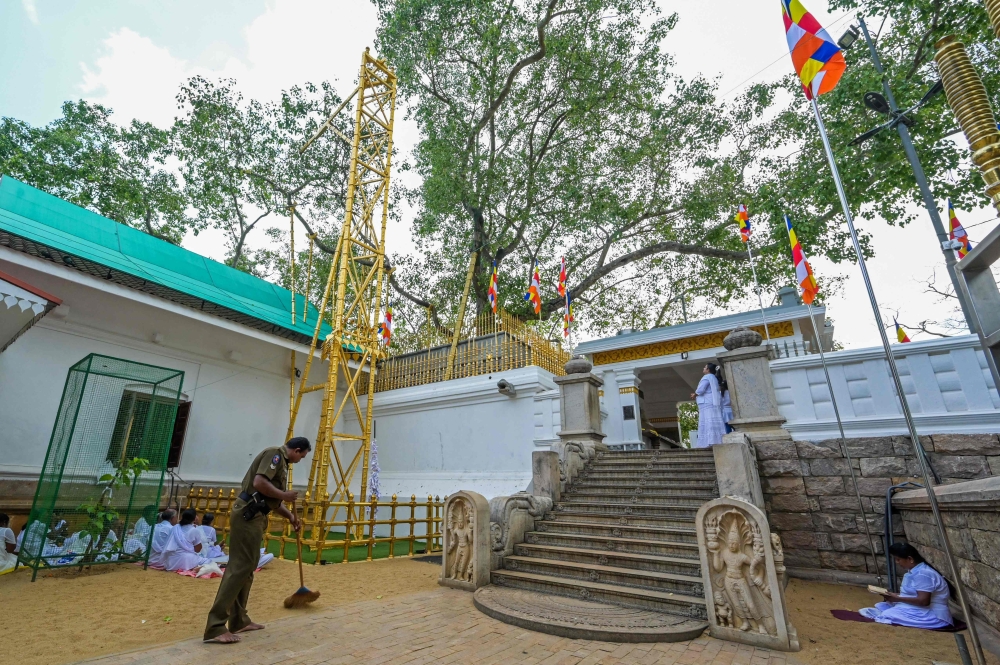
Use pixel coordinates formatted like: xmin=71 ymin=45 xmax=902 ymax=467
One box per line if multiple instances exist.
xmin=203 ymin=437 xmax=311 ymax=644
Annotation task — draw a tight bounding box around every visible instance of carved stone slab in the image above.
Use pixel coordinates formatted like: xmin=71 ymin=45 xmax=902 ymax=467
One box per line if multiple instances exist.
xmin=440 ymin=490 xmax=491 ymax=591
xmin=695 ymin=497 xmax=799 ymax=652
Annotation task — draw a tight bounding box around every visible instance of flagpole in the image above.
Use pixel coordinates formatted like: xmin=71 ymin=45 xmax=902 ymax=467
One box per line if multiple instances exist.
xmin=811 ymin=96 xmax=985 ymax=663
xmin=805 ymin=301 xmax=882 ymax=584
xmin=745 ymin=240 xmax=772 ymax=344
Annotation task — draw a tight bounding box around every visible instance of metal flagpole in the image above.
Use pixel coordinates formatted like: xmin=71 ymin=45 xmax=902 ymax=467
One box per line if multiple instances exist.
xmin=810 ymin=97 xmax=985 ymax=664
xmin=805 ymin=301 xmax=882 ymax=584
xmin=745 ymin=240 xmax=772 ymax=343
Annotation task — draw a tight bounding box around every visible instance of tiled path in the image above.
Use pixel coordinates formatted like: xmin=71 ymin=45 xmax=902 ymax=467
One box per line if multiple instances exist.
xmin=77 ymin=588 xmax=800 ymax=665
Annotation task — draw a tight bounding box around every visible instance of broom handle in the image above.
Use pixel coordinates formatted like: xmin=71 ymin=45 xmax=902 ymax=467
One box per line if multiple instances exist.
xmin=293 ymin=500 xmax=304 ymax=588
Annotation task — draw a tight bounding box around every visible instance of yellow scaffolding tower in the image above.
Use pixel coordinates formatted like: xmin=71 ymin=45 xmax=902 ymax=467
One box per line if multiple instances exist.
xmin=287 ymin=49 xmax=397 ymax=546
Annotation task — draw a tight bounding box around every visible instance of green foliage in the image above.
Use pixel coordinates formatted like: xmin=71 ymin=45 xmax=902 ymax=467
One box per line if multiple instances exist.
xmin=677 ymin=402 xmax=698 ymax=447
xmin=0 ymin=101 xmax=190 ymax=243
xmin=78 ymin=457 xmax=150 ymax=556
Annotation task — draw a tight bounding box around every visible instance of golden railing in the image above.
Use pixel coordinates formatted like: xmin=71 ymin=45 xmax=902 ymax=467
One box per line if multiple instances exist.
xmin=265 ymin=493 xmax=444 ymax=564
xmin=181 ymin=487 xmax=238 ymax=544
xmin=372 ymin=308 xmax=569 ymax=393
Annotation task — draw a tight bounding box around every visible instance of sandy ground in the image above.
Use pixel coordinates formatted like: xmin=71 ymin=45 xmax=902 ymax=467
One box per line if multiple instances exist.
xmin=2 ymin=561 xmax=997 ymax=665
xmin=1 ymin=556 xmax=440 ymax=665
xmin=785 ymin=578 xmax=1000 ymax=665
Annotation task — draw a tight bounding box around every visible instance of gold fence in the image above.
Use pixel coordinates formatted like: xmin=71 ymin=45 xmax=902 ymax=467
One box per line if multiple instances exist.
xmin=266 ymin=493 xmax=445 ymax=564
xmin=373 ymin=308 xmax=569 ymax=392
xmin=181 ymin=487 xmax=238 ymax=544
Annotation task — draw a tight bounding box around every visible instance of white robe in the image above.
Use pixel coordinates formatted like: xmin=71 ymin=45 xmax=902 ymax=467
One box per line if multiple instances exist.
xmin=124 ymin=518 xmax=152 ymax=555
xmin=18 ymin=520 xmax=61 ymax=560
xmin=694 ymin=373 xmax=725 ymax=447
xmin=0 ymin=527 xmax=16 ymax=573
xmin=147 ymin=521 xmax=173 ymax=567
xmin=860 ymin=563 xmax=953 ymax=628
xmin=721 ymin=389 xmax=733 ymax=424
xmin=161 ymin=524 xmax=211 ymax=572
xmin=198 ymin=525 xmax=225 ymax=559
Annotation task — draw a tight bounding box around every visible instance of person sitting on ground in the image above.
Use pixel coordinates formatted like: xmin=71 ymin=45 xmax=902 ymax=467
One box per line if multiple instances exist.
xmin=859 ymin=542 xmax=953 ymax=629
xmin=123 ymin=505 xmax=158 ymax=556
xmin=148 ymin=509 xmax=177 ymax=568
xmin=198 ymin=513 xmax=226 ymax=559
xmin=162 ymin=508 xmax=212 ymax=572
xmin=0 ymin=513 xmax=17 ymax=573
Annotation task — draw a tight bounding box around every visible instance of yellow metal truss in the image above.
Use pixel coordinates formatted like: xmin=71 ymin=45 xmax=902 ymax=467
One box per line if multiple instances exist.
xmin=287 ymin=49 xmax=397 ymax=537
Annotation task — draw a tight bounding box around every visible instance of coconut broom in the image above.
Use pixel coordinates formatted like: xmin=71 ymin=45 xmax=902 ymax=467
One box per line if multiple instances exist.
xmin=283 ymin=503 xmax=320 ymax=608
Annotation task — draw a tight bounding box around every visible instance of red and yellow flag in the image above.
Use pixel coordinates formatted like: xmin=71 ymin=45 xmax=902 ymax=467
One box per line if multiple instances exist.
xmin=558 ymin=257 xmax=567 ymax=298
xmin=735 ymin=204 xmax=751 ymax=243
xmin=524 ymin=262 xmax=542 ymax=315
xmin=948 ymin=200 xmax=972 ymax=259
xmin=487 ymin=262 xmax=499 ymax=314
xmin=894 ymin=319 xmax=911 ymax=343
xmin=785 ymin=215 xmax=819 ymax=304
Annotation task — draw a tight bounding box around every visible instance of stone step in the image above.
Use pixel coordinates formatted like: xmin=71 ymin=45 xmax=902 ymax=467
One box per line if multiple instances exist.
xmin=557 ymin=495 xmax=711 ymax=508
xmin=589 ymin=459 xmax=715 ymax=468
xmin=564 ymin=490 xmax=718 ymax=502
xmin=544 ymin=511 xmax=694 ymax=529
xmin=568 ymin=480 xmax=717 ymax=491
xmin=502 ymin=555 xmax=705 ymax=596
xmin=523 ymin=530 xmax=700 ymax=559
xmin=552 ymin=502 xmax=699 ymax=519
xmin=535 ymin=520 xmax=698 ymax=544
xmin=513 ymin=543 xmax=703 ymax=576
xmin=490 ymin=569 xmax=707 ymax=618
xmin=579 ymin=471 xmax=718 ymax=481
xmin=586 ymin=465 xmax=717 ymax=474
xmin=599 ymin=450 xmax=713 ymax=458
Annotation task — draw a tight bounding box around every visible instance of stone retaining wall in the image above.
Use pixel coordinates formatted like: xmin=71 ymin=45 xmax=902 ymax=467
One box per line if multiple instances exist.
xmin=756 ymin=432 xmax=1000 ymax=578
xmin=895 ymin=477 xmax=1000 ymax=632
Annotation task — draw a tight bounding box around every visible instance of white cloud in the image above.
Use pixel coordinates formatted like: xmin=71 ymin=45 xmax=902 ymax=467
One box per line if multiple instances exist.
xmin=22 ymin=0 xmax=38 ymax=24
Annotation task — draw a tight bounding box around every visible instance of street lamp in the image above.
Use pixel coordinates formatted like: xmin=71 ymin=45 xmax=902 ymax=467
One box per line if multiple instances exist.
xmin=837 ymin=25 xmax=861 ymax=50
xmin=849 ymin=17 xmax=978 ymax=333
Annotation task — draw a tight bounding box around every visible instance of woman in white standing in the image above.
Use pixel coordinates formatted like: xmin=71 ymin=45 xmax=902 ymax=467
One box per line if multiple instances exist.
xmin=691 ymin=363 xmax=725 ymax=447
xmin=719 ymin=374 xmax=734 ymax=433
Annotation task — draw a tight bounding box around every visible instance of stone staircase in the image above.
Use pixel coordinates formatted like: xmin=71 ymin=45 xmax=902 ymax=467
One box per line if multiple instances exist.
xmin=474 ymin=448 xmax=719 ymax=642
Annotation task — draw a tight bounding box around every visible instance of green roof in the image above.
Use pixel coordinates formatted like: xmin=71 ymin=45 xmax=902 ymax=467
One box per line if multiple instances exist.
xmin=0 ymin=175 xmax=332 ymax=344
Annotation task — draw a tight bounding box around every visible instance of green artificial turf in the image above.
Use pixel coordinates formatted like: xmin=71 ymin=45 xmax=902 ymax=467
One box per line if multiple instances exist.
xmin=262 ymin=530 xmax=430 ymax=564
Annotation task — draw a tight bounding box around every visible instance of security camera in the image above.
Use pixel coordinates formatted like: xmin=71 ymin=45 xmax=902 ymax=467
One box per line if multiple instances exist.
xmin=497 ymin=379 xmax=517 ymax=397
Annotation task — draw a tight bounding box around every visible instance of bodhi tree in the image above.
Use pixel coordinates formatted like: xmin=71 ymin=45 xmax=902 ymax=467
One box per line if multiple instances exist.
xmin=0 ymin=101 xmax=191 ymax=243
xmin=372 ymin=0 xmax=773 ymax=336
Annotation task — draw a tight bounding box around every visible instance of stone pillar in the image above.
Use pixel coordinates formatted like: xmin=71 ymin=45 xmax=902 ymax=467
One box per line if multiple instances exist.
xmin=531 ymin=450 xmax=560 ymax=502
xmin=715 ymin=327 xmax=788 ymax=511
xmin=440 ymin=490 xmax=491 ymax=590
xmin=552 ymin=357 xmax=609 ymax=491
xmin=613 ymin=368 xmax=643 ymax=447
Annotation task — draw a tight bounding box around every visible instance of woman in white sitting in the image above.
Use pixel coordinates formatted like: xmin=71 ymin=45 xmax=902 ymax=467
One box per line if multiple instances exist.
xmin=0 ymin=513 xmax=17 ymax=573
xmin=162 ymin=508 xmax=213 ymax=572
xmin=860 ymin=542 xmax=953 ymax=629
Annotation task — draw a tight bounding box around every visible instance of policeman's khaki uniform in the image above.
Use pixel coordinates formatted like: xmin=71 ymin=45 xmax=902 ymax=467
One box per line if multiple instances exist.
xmin=203 ymin=446 xmax=288 ymax=640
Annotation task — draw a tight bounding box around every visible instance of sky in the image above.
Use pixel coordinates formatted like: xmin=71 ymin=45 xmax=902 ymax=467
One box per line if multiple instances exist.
xmin=1 ymin=0 xmax=993 ymax=350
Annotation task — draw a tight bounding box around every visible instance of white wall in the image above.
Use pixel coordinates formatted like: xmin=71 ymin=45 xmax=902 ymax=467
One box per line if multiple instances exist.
xmin=348 ymin=365 xmax=558 ymax=500
xmin=0 ymin=250 xmax=326 ymax=489
xmin=771 ymin=335 xmax=1000 ymax=440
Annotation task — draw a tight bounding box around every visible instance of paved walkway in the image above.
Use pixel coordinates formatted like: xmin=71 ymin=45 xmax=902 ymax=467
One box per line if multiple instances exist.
xmin=77 ymin=588 xmax=801 ymax=665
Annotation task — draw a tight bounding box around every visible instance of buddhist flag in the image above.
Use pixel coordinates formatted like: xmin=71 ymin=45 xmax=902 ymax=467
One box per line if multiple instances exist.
xmin=488 ymin=262 xmax=499 ymax=314
xmin=784 ymin=215 xmax=820 ymax=304
xmin=524 ymin=261 xmax=542 ymax=315
xmin=781 ymin=0 xmax=846 ymax=100
xmin=558 ymin=257 xmax=567 ymax=298
xmin=948 ymin=200 xmax=972 ymax=259
xmin=563 ymin=291 xmax=574 ymax=338
xmin=378 ymin=304 xmax=394 ymax=345
xmin=894 ymin=318 xmax=911 ymax=343
xmin=735 ymin=204 xmax=751 ymax=243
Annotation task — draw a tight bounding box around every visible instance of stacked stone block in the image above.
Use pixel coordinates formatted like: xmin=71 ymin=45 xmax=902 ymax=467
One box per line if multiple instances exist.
xmin=757 ymin=433 xmax=1000 ymax=577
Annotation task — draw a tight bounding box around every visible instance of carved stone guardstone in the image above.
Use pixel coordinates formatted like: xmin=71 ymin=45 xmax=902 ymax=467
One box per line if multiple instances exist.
xmin=552 ymin=356 xmax=608 ymax=491
xmin=696 ymin=497 xmax=799 ymax=652
xmin=440 ymin=490 xmax=491 ymax=591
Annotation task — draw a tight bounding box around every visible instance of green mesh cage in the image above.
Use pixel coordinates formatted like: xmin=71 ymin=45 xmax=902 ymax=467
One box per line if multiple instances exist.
xmin=19 ymin=354 xmax=184 ymax=580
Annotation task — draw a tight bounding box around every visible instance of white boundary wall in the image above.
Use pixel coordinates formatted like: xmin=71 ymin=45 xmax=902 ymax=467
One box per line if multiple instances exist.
xmin=346 ymin=365 xmax=559 ymax=500
xmin=771 ymin=335 xmax=1000 ymax=440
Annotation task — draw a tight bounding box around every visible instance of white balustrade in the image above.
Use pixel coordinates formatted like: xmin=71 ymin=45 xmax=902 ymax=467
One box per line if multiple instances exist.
xmin=770 ymin=335 xmax=1000 ymax=440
